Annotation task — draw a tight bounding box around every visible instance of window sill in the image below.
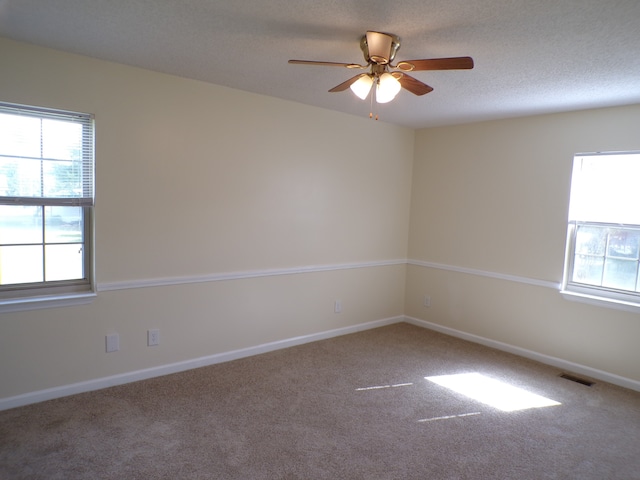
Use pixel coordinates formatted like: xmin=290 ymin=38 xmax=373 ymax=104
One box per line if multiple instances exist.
xmin=560 ymin=289 xmax=640 ymax=314
xmin=0 ymin=292 xmax=96 ymax=313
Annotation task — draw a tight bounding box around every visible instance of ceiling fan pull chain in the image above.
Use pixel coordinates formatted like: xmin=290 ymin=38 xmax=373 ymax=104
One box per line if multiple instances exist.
xmin=373 ymin=77 xmax=380 ymax=120
xmin=369 ymin=85 xmax=374 ymax=118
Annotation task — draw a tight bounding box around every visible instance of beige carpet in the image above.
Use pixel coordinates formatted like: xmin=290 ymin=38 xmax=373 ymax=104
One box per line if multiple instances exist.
xmin=1 ymin=322 xmax=640 ymax=479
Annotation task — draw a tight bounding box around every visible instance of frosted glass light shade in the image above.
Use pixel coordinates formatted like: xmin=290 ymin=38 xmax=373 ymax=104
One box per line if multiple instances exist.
xmin=376 ymin=73 xmax=401 ymax=103
xmin=350 ymin=75 xmax=374 ymax=100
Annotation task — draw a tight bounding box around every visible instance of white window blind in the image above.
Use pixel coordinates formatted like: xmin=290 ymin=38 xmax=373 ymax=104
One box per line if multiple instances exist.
xmin=568 ymin=153 xmax=640 ymax=225
xmin=0 ymin=102 xmax=94 ymax=207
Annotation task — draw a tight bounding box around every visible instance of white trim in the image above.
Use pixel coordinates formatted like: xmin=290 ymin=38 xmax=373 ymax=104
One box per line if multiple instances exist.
xmin=96 ymin=259 xmax=558 ymax=294
xmin=0 ymin=316 xmax=402 ymax=411
xmin=0 ymin=292 xmax=96 ymax=314
xmin=404 ymin=316 xmax=640 ymax=393
xmin=407 ymin=259 xmax=560 ymax=290
xmin=560 ymin=290 xmax=640 ymax=314
xmin=4 ymin=314 xmax=639 ymax=410
xmin=97 ymin=259 xmax=407 ymax=292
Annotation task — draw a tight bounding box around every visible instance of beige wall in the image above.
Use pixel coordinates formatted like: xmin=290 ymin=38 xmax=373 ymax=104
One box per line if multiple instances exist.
xmin=406 ymin=105 xmax=640 ymax=382
xmin=0 ymin=38 xmax=413 ymax=400
xmin=2 ymin=36 xmax=639 ymax=403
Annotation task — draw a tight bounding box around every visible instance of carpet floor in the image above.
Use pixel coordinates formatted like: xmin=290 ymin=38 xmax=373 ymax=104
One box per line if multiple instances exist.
xmin=1 ymin=322 xmax=640 ymax=479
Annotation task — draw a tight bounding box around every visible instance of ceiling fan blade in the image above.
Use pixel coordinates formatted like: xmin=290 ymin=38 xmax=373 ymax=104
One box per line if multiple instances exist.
xmin=288 ymin=59 xmax=364 ymax=69
xmin=328 ymin=74 xmax=366 ymax=92
xmin=396 ymin=56 xmax=474 ymax=72
xmin=397 ymin=74 xmax=434 ymax=96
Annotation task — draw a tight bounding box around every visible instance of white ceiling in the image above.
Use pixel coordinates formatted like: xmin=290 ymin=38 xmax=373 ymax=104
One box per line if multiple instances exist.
xmin=1 ymin=0 xmax=639 ymax=128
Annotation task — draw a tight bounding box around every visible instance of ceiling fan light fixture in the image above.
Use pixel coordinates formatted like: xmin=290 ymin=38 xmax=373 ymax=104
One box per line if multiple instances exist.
xmin=375 ymin=72 xmax=401 ymax=103
xmin=350 ymin=74 xmax=374 ymax=99
xmin=289 ymin=30 xmax=473 ymax=116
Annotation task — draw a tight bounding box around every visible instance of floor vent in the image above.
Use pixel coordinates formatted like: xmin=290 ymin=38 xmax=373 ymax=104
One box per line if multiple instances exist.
xmin=559 ymin=373 xmax=594 ymax=387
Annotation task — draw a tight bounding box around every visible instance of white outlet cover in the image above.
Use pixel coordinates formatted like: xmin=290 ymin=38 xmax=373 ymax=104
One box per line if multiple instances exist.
xmin=106 ymin=333 xmax=119 ymax=353
xmin=148 ymin=329 xmax=160 ymax=346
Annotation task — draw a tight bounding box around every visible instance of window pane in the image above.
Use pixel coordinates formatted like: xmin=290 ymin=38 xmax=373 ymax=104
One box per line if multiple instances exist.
xmin=43 ymin=159 xmax=84 ymax=198
xmin=0 ymin=245 xmax=43 ymax=284
xmin=42 ymin=119 xmax=82 ymax=161
xmin=0 ymin=113 xmax=41 ymax=158
xmin=602 ymin=258 xmax=639 ymax=291
xmin=572 ymin=254 xmax=604 ymax=285
xmin=607 ymin=229 xmax=640 ymax=259
xmin=45 ymin=244 xmax=83 ymax=281
xmin=575 ymin=226 xmax=606 ymax=256
xmin=42 ymin=119 xmax=84 ymax=198
xmin=0 ymin=156 xmax=42 ymax=198
xmin=0 ymin=158 xmax=21 ymax=197
xmin=44 ymin=207 xmax=83 ymax=243
xmin=0 ymin=205 xmax=43 ymax=244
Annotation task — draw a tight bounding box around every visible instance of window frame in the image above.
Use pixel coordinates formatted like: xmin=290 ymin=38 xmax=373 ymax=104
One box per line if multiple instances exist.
xmin=561 ymin=152 xmax=640 ymax=313
xmin=0 ymin=102 xmax=96 ymax=312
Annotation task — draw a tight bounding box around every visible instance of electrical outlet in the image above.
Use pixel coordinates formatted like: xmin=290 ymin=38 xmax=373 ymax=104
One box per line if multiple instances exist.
xmin=334 ymin=300 xmax=342 ymax=314
xmin=148 ymin=329 xmax=160 ymax=346
xmin=423 ymin=295 xmax=431 ymax=307
xmin=106 ymin=333 xmax=119 ymax=353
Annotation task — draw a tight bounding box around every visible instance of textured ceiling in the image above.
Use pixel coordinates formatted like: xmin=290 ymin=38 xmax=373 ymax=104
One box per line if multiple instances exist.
xmin=1 ymin=0 xmax=639 ymax=128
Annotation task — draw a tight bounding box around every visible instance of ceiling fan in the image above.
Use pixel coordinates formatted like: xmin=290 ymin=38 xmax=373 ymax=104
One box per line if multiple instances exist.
xmin=289 ymin=31 xmax=474 ymax=115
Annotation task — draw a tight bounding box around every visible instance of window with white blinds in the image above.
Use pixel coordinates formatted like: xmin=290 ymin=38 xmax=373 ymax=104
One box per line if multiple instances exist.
xmin=562 ymin=152 xmax=640 ymax=309
xmin=0 ymin=102 xmax=95 ymax=308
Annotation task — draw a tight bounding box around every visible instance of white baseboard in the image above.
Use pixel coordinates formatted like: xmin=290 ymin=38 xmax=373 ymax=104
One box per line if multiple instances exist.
xmin=0 ymin=316 xmax=402 ymax=411
xmin=4 ymin=314 xmax=638 ymax=411
xmin=404 ymin=316 xmax=640 ymax=393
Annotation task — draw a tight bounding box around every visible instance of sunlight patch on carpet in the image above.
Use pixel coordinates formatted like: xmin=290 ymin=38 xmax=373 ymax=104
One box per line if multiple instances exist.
xmin=425 ymin=373 xmax=561 ymax=412
xmin=356 ymin=382 xmax=413 ymax=391
xmin=418 ymin=412 xmax=481 ymax=422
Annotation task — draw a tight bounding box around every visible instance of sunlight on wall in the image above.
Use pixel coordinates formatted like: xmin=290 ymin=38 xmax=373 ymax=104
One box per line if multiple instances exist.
xmin=425 ymin=373 xmax=561 ymax=412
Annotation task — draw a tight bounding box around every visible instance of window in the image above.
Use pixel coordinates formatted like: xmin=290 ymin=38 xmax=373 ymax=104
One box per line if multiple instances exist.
xmin=562 ymin=152 xmax=640 ymax=310
xmin=0 ymin=102 xmax=95 ymax=310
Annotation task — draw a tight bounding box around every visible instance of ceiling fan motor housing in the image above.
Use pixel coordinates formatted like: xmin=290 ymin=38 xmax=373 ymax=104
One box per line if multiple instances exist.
xmin=361 ymin=31 xmax=400 ymax=65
